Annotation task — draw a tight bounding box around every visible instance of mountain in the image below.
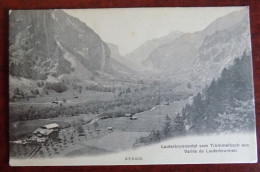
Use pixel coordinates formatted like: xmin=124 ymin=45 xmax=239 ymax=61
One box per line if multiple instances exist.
xmin=124 ymin=31 xmax=183 ymax=70
xmin=9 ymin=10 xmax=113 ymax=82
xmin=106 ymin=42 xmax=136 ymax=78
xmin=106 ymin=42 xmax=137 ymax=71
xmin=9 ymin=10 xmax=133 ymax=99
xmin=143 ymin=8 xmax=251 ymax=87
xmin=182 ymin=52 xmax=255 ymax=134
xmin=189 ymin=12 xmax=251 ymax=85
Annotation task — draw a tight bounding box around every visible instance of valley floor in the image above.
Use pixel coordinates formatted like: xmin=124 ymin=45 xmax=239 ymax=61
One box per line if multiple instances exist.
xmin=9 ymin=97 xmax=189 ymax=159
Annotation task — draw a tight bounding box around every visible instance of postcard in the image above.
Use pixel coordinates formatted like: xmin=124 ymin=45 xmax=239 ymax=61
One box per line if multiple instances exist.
xmin=9 ymin=7 xmax=257 ymax=165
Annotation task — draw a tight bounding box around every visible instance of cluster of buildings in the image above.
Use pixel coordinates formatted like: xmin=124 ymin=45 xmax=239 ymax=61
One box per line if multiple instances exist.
xmin=32 ymin=123 xmax=60 ymax=142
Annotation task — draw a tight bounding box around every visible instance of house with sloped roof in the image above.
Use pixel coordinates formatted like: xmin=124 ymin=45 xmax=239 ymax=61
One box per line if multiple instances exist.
xmin=42 ymin=123 xmax=60 ymax=130
xmin=33 ymin=123 xmax=60 ymax=142
xmin=125 ymin=114 xmax=132 ymax=117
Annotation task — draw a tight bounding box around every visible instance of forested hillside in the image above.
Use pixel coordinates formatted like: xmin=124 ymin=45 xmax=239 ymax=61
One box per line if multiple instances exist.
xmin=183 ymin=52 xmax=255 ymax=134
xmin=134 ymin=52 xmax=255 ymax=146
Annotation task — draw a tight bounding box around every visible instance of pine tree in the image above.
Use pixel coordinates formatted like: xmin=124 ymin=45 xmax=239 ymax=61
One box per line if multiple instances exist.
xmin=77 ymin=125 xmax=84 ymax=134
xmin=172 ymin=113 xmax=186 ymax=136
xmin=163 ymin=114 xmax=172 ymax=138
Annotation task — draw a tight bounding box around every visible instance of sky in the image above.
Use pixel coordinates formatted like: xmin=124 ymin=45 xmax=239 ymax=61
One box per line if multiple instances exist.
xmin=65 ymin=7 xmax=245 ymax=56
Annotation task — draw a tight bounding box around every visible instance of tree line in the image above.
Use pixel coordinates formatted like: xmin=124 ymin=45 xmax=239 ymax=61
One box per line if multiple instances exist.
xmin=134 ymin=52 xmax=255 ymax=146
xmin=182 ymin=52 xmax=255 ymax=134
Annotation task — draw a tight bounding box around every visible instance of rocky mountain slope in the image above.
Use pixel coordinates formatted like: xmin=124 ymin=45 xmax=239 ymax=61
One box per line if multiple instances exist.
xmin=124 ymin=31 xmax=183 ymax=70
xmin=9 ymin=10 xmax=113 ymax=81
xmin=143 ymin=8 xmax=251 ymax=88
xmin=9 ymin=10 xmax=136 ymax=99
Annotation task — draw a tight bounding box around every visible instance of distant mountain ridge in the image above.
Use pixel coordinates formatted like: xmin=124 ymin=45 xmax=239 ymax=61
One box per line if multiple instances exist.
xmin=143 ymin=8 xmax=251 ymax=87
xmin=124 ymin=31 xmax=183 ymax=70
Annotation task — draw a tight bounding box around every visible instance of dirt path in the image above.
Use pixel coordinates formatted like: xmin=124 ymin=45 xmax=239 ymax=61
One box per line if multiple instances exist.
xmin=28 ymin=146 xmax=41 ymax=159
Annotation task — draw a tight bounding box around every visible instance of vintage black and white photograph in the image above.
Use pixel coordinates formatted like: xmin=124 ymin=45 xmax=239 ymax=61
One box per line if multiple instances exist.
xmin=9 ymin=7 xmax=257 ymax=165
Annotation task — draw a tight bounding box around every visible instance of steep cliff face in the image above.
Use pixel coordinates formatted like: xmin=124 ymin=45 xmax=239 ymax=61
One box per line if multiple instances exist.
xmin=107 ymin=42 xmax=136 ymax=73
xmin=9 ymin=10 xmax=112 ymax=80
xmin=191 ymin=14 xmax=251 ymax=84
xmin=143 ymin=8 xmax=251 ymax=86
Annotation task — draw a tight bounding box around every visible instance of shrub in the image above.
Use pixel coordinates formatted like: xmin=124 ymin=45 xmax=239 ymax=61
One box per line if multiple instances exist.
xmin=46 ymin=82 xmax=68 ymax=93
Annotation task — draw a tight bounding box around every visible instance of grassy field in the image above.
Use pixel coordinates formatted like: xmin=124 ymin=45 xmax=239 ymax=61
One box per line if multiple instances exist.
xmin=50 ymin=113 xmax=96 ymax=125
xmin=9 ymin=112 xmax=99 ymax=140
xmin=10 ymin=89 xmax=115 ymax=105
xmin=65 ymin=131 xmax=149 ymax=157
xmin=9 ymin=84 xmax=191 ymax=158
xmin=62 ymin=99 xmax=189 ymax=157
xmin=98 ymin=99 xmax=189 ymax=132
xmin=32 ymin=126 xmax=114 ymax=158
xmin=65 ymin=145 xmax=113 ymax=157
xmin=10 ymin=143 xmax=38 ymax=159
